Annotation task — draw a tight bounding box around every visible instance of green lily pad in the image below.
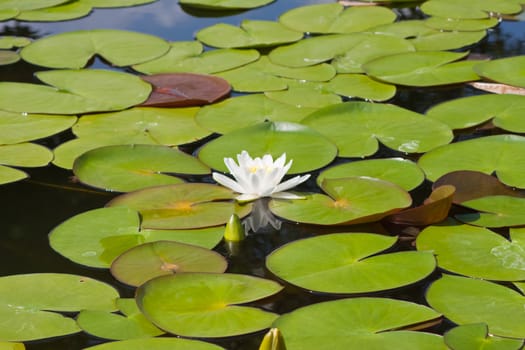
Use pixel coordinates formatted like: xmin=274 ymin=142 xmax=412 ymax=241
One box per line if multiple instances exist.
xmin=0 ymin=143 xmax=53 ymax=167
xmin=274 ymin=297 xmax=443 ymax=350
xmin=426 ymin=94 xmax=525 ymax=132
xmin=474 ymin=56 xmax=525 ymax=88
xmin=215 ymin=56 xmax=335 ymax=92
xmin=81 ymin=0 xmax=157 ymax=7
xmin=107 ymin=183 xmax=252 ymax=229
xmin=409 ymin=30 xmax=487 ymax=51
xmin=0 ymin=51 xmax=20 ymax=65
xmin=445 ymin=323 xmax=524 ymax=350
xmin=0 ymin=9 xmax=18 ymax=21
xmin=110 ymin=241 xmax=228 ymax=287
xmin=15 ymin=1 xmax=92 ymax=21
xmin=76 ymin=298 xmax=164 ymax=340
xmin=197 ymin=121 xmax=338 ymax=174
xmin=0 ymin=110 xmax=76 ymax=144
xmin=421 ymin=0 xmax=523 ymax=19
xmin=418 ymin=134 xmax=525 ymax=188
xmin=267 ymin=232 xmax=435 ymax=294
xmin=195 ymin=94 xmax=317 ymax=134
xmin=426 ymin=274 xmax=525 ymax=338
xmin=83 ymin=337 xmax=224 ymax=350
xmin=269 ymin=33 xmax=413 ymax=69
xmin=363 ymin=51 xmax=480 ymax=87
xmin=264 ymin=81 xmax=342 ymax=108
xmin=133 ymin=42 xmax=259 ymax=74
xmin=196 ymin=20 xmax=302 ymax=48
xmin=73 ymin=144 xmax=210 ymax=192
xmin=425 ymin=17 xmax=500 ymax=31
xmin=0 ymin=273 xmax=118 ymax=341
xmin=73 ymin=107 xmax=211 ymax=146
xmin=302 ymin=101 xmax=453 ymax=157
xmin=178 ymin=0 xmax=274 ymax=10
xmin=136 ymin=273 xmax=282 ymax=337
xmin=456 ymin=195 xmax=525 ymax=227
xmin=279 ymin=3 xmax=396 ymax=34
xmin=0 ymin=69 xmax=151 ymax=114
xmin=21 ymin=29 xmax=169 ymax=69
xmin=0 ymin=36 xmax=30 ymax=49
xmin=0 ymin=165 xmax=27 ymax=185
xmin=49 ymin=206 xmax=224 ymax=268
xmin=323 ymin=74 xmax=396 ymax=102
xmin=317 ymin=158 xmax=424 ymax=191
xmin=0 ymin=342 xmax=24 ymax=350
xmin=0 ymin=0 xmax=68 ymax=17
xmin=269 ymin=177 xmax=412 ymax=226
xmin=417 ymin=223 xmax=525 ymax=280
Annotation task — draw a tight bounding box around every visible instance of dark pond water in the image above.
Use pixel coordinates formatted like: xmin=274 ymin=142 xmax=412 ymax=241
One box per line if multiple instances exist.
xmin=1 ymin=1 xmax=525 ymax=349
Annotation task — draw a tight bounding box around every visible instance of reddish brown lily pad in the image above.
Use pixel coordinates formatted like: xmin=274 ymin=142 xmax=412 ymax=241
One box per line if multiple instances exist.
xmin=140 ymin=73 xmax=231 ymax=107
xmin=386 ymin=185 xmax=455 ymax=226
xmin=433 ymin=170 xmax=525 ymax=204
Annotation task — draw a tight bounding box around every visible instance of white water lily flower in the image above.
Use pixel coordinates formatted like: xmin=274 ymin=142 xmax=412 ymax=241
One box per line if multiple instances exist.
xmin=212 ymin=150 xmax=310 ymax=202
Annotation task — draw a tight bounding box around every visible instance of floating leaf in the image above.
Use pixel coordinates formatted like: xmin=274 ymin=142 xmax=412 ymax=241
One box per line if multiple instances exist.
xmin=417 ymin=224 xmax=525 ymax=281
xmin=0 ymin=165 xmax=27 ymax=185
xmin=195 ymin=94 xmax=316 ymax=134
xmin=196 ymin=20 xmax=302 ymax=48
xmin=421 ymin=0 xmax=522 ymax=19
xmin=425 ymin=16 xmax=500 ymax=31
xmin=418 ymin=134 xmax=525 ymax=188
xmin=20 ymin=29 xmax=169 ymax=69
xmin=178 ymin=0 xmax=274 ymax=10
xmin=456 ymin=195 xmax=525 ymax=227
xmin=73 ymin=144 xmax=210 ymax=192
xmin=0 ymin=143 xmax=53 ymax=167
xmin=0 ymin=69 xmax=151 ymax=114
xmin=474 ymin=56 xmax=525 ymax=88
xmin=107 ymin=183 xmax=252 ymax=229
xmin=266 ymin=232 xmax=435 ymax=294
xmin=0 ymin=273 xmax=118 ymax=341
xmin=0 ymin=0 xmax=68 ymax=21
xmin=110 ymin=241 xmax=227 ymax=287
xmin=136 ymin=273 xmax=283 ymax=337
xmin=467 ymin=82 xmax=525 ymax=95
xmin=274 ymin=298 xmax=443 ymax=350
xmin=269 ymin=177 xmax=412 ymax=226
xmin=49 ymin=207 xmax=224 ymax=268
xmin=81 ymin=0 xmax=157 ymax=7
xmin=317 ymin=158 xmax=425 ymax=191
xmin=386 ymin=185 xmax=455 ymax=226
xmin=73 ymin=107 xmax=211 ymax=146
xmin=426 ymin=94 xmax=525 ymax=132
xmin=140 ymin=73 xmax=231 ymax=107
xmin=15 ymin=1 xmax=92 ymax=21
xmin=0 ymin=51 xmax=20 ymax=65
xmin=0 ymin=110 xmax=76 ymax=144
xmin=363 ymin=51 xmax=480 ymax=87
xmin=270 ymin=33 xmax=413 ymax=69
xmin=264 ymin=81 xmax=342 ymax=108
xmin=76 ymin=298 xmax=164 ymax=340
xmin=216 ymin=56 xmax=335 ymax=92
xmin=133 ymin=42 xmax=260 ymax=75
xmin=433 ymin=171 xmax=524 ymax=204
xmin=409 ymin=30 xmax=486 ymax=51
xmin=426 ymin=274 xmax=525 ymax=338
xmin=445 ymin=323 xmax=524 ymax=350
xmin=0 ymin=36 xmax=30 ymax=49
xmin=0 ymin=342 xmax=25 ymax=350
xmin=323 ymin=74 xmax=396 ymax=101
xmin=83 ymin=337 xmax=224 ymax=350
xmin=302 ymin=101 xmax=453 ymax=157
xmin=197 ymin=121 xmax=338 ymax=174
xmin=279 ymin=3 xmax=396 ymax=34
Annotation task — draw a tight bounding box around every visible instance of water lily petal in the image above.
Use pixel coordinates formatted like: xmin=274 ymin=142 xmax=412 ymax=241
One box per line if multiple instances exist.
xmin=271 ymin=191 xmax=307 ymax=200
xmin=272 ymin=174 xmax=311 ymax=194
xmin=212 ymin=172 xmax=245 ymax=194
xmin=236 ymin=193 xmax=260 ymax=202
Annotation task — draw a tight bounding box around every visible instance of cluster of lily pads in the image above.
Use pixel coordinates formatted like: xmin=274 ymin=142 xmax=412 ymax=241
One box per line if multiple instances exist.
xmin=2 ymin=0 xmax=525 ymax=349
